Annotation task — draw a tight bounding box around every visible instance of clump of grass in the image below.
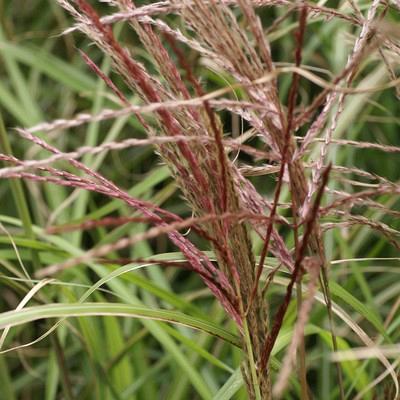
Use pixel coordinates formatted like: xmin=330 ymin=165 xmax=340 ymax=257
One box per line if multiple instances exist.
xmin=0 ymin=0 xmax=399 ymax=399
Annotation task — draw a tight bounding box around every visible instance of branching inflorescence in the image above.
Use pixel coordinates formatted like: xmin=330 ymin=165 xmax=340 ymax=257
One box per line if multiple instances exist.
xmin=1 ymin=0 xmax=399 ymax=398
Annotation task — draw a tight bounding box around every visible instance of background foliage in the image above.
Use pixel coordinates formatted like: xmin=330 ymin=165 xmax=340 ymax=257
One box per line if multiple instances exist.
xmin=0 ymin=0 xmax=399 ymax=399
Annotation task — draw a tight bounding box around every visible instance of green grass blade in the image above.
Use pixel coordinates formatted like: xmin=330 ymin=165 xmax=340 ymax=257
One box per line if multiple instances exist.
xmin=0 ymin=302 xmax=241 ymax=347
xmin=212 ymin=368 xmax=243 ymax=400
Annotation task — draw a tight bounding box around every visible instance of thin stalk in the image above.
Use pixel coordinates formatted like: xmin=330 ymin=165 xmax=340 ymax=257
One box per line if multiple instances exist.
xmin=260 ymin=164 xmax=332 ymax=370
xmin=242 ymin=317 xmax=262 ymax=400
xmin=248 ymin=2 xmax=309 ymax=314
xmin=296 ymin=281 xmax=309 ymax=400
xmin=319 ymin=268 xmax=345 ymax=400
